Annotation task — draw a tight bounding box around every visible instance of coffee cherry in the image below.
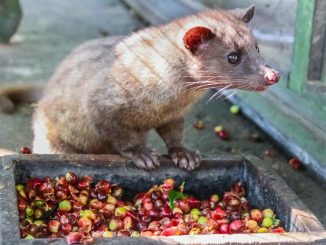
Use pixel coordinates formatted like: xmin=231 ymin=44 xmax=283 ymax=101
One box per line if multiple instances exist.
xmin=262 ymin=217 xmax=273 ymax=228
xmin=123 ymin=216 xmax=133 ymax=230
xmin=257 ymin=227 xmax=268 ymax=233
xmin=190 ymin=208 xmax=200 ymax=216
xmin=18 ymin=198 xmax=27 ymax=212
xmin=176 ymin=199 xmax=190 ymax=213
xmin=161 ymin=178 xmax=175 ymax=192
xmin=154 ymin=199 xmax=164 ymax=210
xmin=66 ymin=232 xmax=83 ymax=244
xmin=103 ymin=231 xmax=113 ymax=238
xmin=117 ymin=230 xmax=130 ymax=237
xmin=270 ymin=227 xmax=285 ymax=233
xmin=115 ymin=207 xmax=127 ymax=218
xmin=230 ymin=105 xmax=240 ymax=114
xmin=48 ymin=220 xmax=60 ymax=233
xmin=186 ymin=197 xmax=201 ymax=209
xmin=16 ymin=185 xmax=27 ymax=199
xmin=206 ymin=219 xmax=218 ymax=230
xmin=161 ymin=226 xmax=180 ymax=236
xmin=27 ymin=224 xmax=39 ymax=237
xmin=148 ymin=220 xmax=160 ymax=231
xmin=211 ymin=208 xmax=226 ymax=220
xmin=95 ymin=180 xmax=111 ymax=195
xmin=229 ymin=220 xmax=245 ymax=234
xmin=112 ymin=186 xmax=123 ymax=198
xmin=89 ymin=199 xmax=103 ymax=210
xmin=21 ymin=147 xmax=31 ymax=154
xmin=263 ymin=209 xmax=274 ymax=218
xmin=140 ymin=230 xmax=154 ymax=237
xmin=198 ymin=216 xmax=208 ymax=225
xmin=76 ymin=181 xmax=88 ymax=191
xmin=78 ymin=217 xmax=92 ymax=233
xmin=109 ymin=218 xmax=123 ymax=231
xmin=78 ymin=193 xmax=89 ymax=206
xmin=219 ymin=223 xmax=229 ymax=234
xmin=56 ymin=190 xmax=67 ymax=200
xmin=34 ymin=209 xmax=43 ymax=219
xmin=24 ymin=234 xmax=34 ymax=240
xmin=246 ymin=219 xmax=258 ymax=232
xmin=160 ymin=205 xmax=173 ymax=218
xmin=107 ymin=194 xmax=117 ymax=205
xmin=25 ymin=206 xmax=34 ymax=217
xmin=250 ymin=209 xmax=263 ymax=223
xmin=72 ymin=201 xmax=83 ymax=211
xmin=209 ymin=194 xmax=219 ymax=203
xmin=130 ymin=231 xmax=140 ymax=237
xmin=59 ymin=200 xmax=72 ymax=212
xmin=26 ymin=178 xmax=42 ymax=192
xmin=80 ymin=209 xmax=95 ymax=220
xmin=217 ymin=129 xmax=229 ymax=140
xmin=33 ymin=220 xmax=44 ymax=227
xmin=35 ymin=199 xmax=44 ymax=208
xmin=61 ymin=223 xmax=72 ymax=234
xmin=65 ymin=172 xmax=78 ymax=185
xmin=189 ymin=227 xmax=201 ymax=235
xmin=289 ymin=157 xmax=301 ymax=170
xmin=214 ymin=125 xmax=223 ymax=133
xmin=193 ymin=120 xmax=204 ymax=129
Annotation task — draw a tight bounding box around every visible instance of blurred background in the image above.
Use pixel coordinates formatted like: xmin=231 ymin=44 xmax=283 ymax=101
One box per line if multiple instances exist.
xmin=0 ymin=0 xmax=325 ymax=227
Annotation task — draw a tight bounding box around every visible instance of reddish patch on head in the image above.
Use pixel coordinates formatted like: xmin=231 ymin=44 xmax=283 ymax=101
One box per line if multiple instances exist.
xmin=183 ymin=26 xmax=215 ymax=54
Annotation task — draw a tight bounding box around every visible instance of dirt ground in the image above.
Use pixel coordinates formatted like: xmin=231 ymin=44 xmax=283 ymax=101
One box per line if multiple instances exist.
xmin=0 ymin=0 xmax=325 ymax=228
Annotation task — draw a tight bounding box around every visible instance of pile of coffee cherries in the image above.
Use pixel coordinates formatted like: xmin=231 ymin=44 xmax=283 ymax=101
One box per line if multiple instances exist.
xmin=17 ymin=173 xmax=284 ymax=244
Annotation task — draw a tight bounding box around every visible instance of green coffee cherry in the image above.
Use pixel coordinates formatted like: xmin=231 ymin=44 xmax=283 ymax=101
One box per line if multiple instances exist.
xmin=198 ymin=216 xmax=208 ymax=225
xmin=58 ymin=200 xmax=72 ymax=212
xmin=230 ymin=105 xmax=240 ymax=114
xmin=262 ymin=217 xmax=273 ymax=228
xmin=24 ymin=234 xmax=35 ymax=240
xmin=25 ymin=206 xmax=34 ymax=217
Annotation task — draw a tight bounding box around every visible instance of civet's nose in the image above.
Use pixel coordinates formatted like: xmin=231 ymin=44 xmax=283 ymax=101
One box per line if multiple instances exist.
xmin=264 ymin=69 xmax=280 ymax=85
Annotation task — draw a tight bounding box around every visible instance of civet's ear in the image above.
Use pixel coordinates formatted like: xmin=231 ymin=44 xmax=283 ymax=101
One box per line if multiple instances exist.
xmin=231 ymin=4 xmax=255 ymax=23
xmin=183 ymin=26 xmax=215 ymax=54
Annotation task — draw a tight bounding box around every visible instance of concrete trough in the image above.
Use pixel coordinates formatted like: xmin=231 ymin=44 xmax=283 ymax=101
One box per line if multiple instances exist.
xmin=0 ymin=154 xmax=325 ymax=244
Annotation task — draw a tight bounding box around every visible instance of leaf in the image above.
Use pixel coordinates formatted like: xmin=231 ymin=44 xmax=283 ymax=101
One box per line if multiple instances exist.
xmin=168 ymin=190 xmax=187 ymax=210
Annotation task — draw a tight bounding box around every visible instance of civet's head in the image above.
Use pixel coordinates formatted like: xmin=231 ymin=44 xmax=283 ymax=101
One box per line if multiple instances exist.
xmin=182 ymin=5 xmax=280 ymax=91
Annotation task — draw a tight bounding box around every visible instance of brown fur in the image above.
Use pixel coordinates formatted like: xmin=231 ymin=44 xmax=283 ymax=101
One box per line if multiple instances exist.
xmin=30 ymin=6 xmax=279 ymax=170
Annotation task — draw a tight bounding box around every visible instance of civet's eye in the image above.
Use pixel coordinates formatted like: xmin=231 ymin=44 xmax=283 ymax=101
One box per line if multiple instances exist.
xmin=255 ymin=44 xmax=260 ymax=53
xmin=227 ymin=52 xmax=241 ymax=65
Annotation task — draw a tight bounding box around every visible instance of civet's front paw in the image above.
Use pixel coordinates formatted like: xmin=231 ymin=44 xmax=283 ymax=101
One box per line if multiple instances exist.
xmin=169 ymin=147 xmax=201 ymax=171
xmin=131 ymin=147 xmax=161 ymax=171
